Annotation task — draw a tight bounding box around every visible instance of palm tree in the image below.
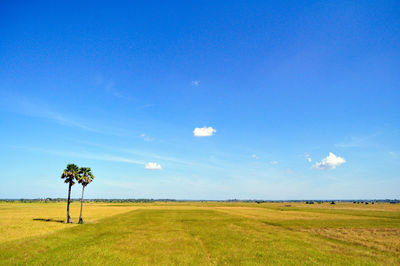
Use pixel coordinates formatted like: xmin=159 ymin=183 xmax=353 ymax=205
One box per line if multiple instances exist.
xmin=77 ymin=167 xmax=94 ymax=224
xmin=61 ymin=164 xmax=79 ymax=223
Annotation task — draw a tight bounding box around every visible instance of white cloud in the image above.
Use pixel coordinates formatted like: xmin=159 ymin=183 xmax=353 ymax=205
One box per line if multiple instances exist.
xmin=191 ymin=80 xmax=200 ymax=87
xmin=96 ymin=75 xmax=133 ymax=101
xmin=252 ymin=154 xmax=258 ymax=159
xmin=307 ymin=157 xmax=312 ymax=163
xmin=313 ymin=152 xmax=346 ymax=170
xmin=145 ymin=162 xmax=162 ymax=170
xmin=270 ymin=160 xmax=278 ymax=165
xmin=193 ymin=127 xmax=216 ymax=137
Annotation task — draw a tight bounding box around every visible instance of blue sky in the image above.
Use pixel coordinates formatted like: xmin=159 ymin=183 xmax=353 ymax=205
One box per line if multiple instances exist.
xmin=0 ymin=1 xmax=399 ymax=199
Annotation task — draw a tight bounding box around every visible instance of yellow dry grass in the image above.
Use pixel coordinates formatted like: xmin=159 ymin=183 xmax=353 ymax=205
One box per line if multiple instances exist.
xmin=0 ymin=202 xmax=139 ymax=243
xmin=0 ymin=201 xmax=399 ymax=265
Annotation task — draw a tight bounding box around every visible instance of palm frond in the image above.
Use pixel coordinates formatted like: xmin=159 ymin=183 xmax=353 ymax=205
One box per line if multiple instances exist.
xmin=78 ymin=167 xmax=95 ymax=186
xmin=61 ymin=163 xmax=79 ymax=185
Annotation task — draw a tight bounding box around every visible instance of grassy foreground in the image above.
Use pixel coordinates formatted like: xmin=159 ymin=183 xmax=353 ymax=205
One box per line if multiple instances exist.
xmin=0 ymin=202 xmax=399 ymax=265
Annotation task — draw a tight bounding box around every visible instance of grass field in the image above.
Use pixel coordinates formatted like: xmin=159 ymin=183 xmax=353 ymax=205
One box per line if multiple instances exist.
xmin=0 ymin=201 xmax=399 ymax=265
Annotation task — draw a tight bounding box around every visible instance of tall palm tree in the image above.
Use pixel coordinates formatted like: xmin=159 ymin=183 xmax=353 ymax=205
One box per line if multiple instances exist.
xmin=77 ymin=167 xmax=94 ymax=224
xmin=61 ymin=164 xmax=79 ymax=223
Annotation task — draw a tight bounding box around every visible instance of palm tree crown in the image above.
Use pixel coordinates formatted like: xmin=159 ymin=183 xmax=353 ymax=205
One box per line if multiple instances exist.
xmin=61 ymin=163 xmax=79 ymax=185
xmin=78 ymin=167 xmax=94 ymax=186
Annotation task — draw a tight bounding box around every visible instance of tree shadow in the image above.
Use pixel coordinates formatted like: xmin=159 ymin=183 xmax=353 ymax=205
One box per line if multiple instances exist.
xmin=33 ymin=218 xmax=65 ymax=223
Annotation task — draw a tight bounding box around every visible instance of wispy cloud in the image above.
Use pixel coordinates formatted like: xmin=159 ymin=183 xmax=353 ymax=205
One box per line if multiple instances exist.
xmin=313 ymin=152 xmax=346 ymax=170
xmin=140 ymin=133 xmax=154 ymax=142
xmin=95 ymin=75 xmax=134 ymax=101
xmin=74 ymin=140 xmax=231 ymax=173
xmin=33 ymin=108 xmax=125 ymax=136
xmin=191 ymin=80 xmax=200 ymax=87
xmin=112 ymin=90 xmax=134 ymax=101
xmin=335 ymin=134 xmax=379 ymax=148
xmin=0 ymin=93 xmax=128 ymax=136
xmin=39 ymin=110 xmax=97 ymax=132
xmin=251 ymin=154 xmax=258 ymax=159
xmin=136 ymin=104 xmax=154 ymax=110
xmin=75 ymin=141 xmax=199 ymax=167
xmin=193 ymin=126 xmax=216 ymax=137
xmin=9 ymin=145 xmax=145 ymax=165
xmin=304 ymin=152 xmax=312 ymax=163
xmin=270 ymin=160 xmax=279 ymax=165
xmin=2 ymin=95 xmax=96 ymax=132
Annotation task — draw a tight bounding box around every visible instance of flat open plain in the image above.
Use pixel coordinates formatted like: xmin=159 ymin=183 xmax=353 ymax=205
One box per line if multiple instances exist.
xmin=0 ymin=202 xmax=399 ymax=265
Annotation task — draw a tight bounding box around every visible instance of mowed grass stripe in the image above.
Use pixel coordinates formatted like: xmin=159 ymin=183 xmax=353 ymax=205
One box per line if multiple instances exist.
xmin=1 ymin=207 xmax=399 ymax=265
xmin=212 ymin=206 xmax=400 ymax=262
xmin=211 ymin=207 xmax=400 ymax=264
xmin=260 ymin=205 xmax=400 ymax=220
xmin=211 ymin=206 xmax=400 ymax=228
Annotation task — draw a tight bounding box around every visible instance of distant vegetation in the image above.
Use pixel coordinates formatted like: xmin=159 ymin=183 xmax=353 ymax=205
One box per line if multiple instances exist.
xmin=0 ymin=199 xmax=399 ymax=203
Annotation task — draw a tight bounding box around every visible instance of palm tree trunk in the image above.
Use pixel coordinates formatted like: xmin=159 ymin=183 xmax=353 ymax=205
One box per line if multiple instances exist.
xmin=78 ymin=185 xmax=85 ymax=224
xmin=67 ymin=182 xmax=72 ymax=223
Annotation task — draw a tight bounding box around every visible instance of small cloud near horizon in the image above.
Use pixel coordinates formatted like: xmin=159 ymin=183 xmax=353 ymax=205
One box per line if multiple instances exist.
xmin=252 ymin=154 xmax=258 ymax=159
xmin=193 ymin=127 xmax=216 ymax=137
xmin=270 ymin=160 xmax=278 ymax=165
xmin=145 ymin=162 xmax=162 ymax=170
xmin=313 ymin=152 xmax=346 ymax=170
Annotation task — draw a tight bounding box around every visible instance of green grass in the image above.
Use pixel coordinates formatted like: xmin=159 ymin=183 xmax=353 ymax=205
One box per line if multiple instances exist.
xmin=0 ymin=202 xmax=399 ymax=265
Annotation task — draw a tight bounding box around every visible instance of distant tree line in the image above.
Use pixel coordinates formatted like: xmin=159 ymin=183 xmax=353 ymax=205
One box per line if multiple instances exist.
xmin=2 ymin=199 xmax=399 ymax=204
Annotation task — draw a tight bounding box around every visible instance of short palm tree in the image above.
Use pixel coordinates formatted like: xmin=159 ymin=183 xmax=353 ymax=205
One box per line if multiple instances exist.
xmin=61 ymin=163 xmax=79 ymax=223
xmin=77 ymin=167 xmax=94 ymax=224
